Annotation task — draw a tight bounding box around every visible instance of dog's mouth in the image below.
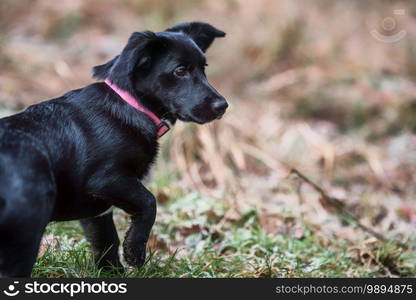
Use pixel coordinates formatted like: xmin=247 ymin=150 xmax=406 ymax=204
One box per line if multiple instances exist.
xmin=176 ymin=112 xmax=224 ymax=124
xmin=177 ymin=113 xmax=204 ymax=124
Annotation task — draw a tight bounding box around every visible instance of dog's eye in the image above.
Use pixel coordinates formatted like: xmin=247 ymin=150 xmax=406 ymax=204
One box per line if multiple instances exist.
xmin=174 ymin=66 xmax=189 ymax=78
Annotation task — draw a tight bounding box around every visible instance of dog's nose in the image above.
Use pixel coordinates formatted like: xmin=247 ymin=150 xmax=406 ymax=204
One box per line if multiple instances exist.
xmin=211 ymin=99 xmax=228 ymax=114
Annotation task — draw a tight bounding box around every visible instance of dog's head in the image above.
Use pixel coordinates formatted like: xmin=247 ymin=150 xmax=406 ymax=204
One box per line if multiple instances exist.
xmin=93 ymin=22 xmax=228 ymax=124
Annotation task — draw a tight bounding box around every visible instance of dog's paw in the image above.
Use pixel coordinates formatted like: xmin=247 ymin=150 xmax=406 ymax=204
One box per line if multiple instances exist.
xmin=123 ymin=240 xmax=146 ymax=267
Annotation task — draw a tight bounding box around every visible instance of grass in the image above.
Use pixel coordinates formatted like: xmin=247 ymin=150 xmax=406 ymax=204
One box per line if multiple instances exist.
xmin=32 ymin=174 xmax=416 ymax=278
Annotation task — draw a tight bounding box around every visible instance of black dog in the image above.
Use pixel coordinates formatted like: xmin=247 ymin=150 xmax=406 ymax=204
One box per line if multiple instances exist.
xmin=0 ymin=22 xmax=227 ymax=277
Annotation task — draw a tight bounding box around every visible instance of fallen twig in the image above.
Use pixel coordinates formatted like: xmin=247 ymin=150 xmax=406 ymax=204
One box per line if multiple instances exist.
xmin=290 ymin=168 xmax=407 ymax=249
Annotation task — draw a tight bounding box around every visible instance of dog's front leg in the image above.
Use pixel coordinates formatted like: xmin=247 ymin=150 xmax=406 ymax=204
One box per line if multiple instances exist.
xmin=121 ymin=182 xmax=156 ymax=267
xmin=100 ymin=178 xmax=156 ymax=268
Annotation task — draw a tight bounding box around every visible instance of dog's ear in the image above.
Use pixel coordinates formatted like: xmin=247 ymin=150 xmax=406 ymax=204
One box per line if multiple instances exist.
xmin=92 ymin=31 xmax=157 ymax=83
xmin=92 ymin=55 xmax=120 ymax=80
xmin=166 ymin=22 xmax=225 ymax=52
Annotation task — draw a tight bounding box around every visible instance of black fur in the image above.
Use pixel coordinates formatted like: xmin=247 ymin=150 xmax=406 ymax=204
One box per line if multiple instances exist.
xmin=0 ymin=22 xmax=227 ymax=277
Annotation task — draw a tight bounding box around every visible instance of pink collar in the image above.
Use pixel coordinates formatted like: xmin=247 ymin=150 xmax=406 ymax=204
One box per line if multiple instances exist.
xmin=105 ymin=79 xmax=170 ymax=137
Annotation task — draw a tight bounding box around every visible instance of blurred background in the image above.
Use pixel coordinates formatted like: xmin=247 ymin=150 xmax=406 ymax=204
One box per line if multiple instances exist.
xmin=1 ymin=0 xmax=416 ymax=277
